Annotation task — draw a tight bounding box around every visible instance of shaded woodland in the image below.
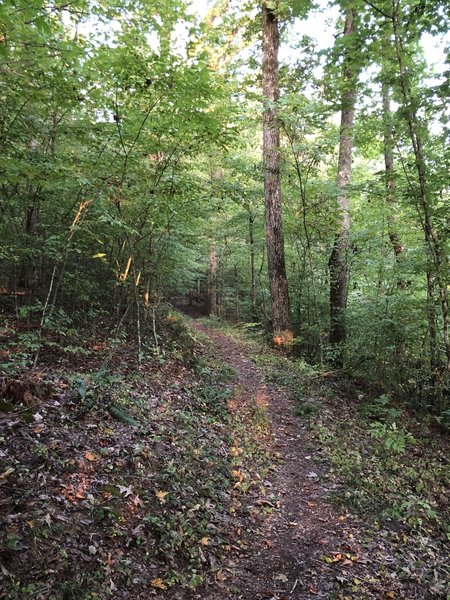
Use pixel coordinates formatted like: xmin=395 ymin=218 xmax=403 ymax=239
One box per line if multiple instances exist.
xmin=1 ymin=0 xmax=449 ymax=410
xmin=1 ymin=0 xmax=449 ymax=409
xmin=0 ymin=1 xmax=449 ymax=598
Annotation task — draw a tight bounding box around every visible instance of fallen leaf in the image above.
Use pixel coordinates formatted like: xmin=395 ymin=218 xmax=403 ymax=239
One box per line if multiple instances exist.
xmin=274 ymin=573 xmax=288 ymax=583
xmin=0 ymin=468 xmax=14 ymax=480
xmin=231 ymin=469 xmax=244 ymax=481
xmin=387 ymin=593 xmax=395 ymax=599
xmin=151 ymin=578 xmax=167 ymax=590
xmin=199 ymin=537 xmax=209 ymax=546
xmin=216 ymin=570 xmax=226 ymax=582
xmin=85 ymin=452 xmax=96 ymax=462
xmin=341 ymin=559 xmax=353 ymax=566
xmin=118 ymin=485 xmax=133 ymax=497
xmin=155 ymin=490 xmax=169 ymax=502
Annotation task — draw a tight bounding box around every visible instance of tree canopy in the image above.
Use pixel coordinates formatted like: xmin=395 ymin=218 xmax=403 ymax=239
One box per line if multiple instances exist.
xmin=1 ymin=0 xmax=449 ymax=406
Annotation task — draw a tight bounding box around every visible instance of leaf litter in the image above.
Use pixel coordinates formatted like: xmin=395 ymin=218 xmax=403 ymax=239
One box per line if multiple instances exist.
xmin=1 ymin=314 xmax=448 ymax=599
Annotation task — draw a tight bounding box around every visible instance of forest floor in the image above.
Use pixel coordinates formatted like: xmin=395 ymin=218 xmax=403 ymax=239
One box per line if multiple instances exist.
xmin=0 ymin=312 xmax=449 ymax=599
xmin=192 ymin=320 xmax=449 ymax=600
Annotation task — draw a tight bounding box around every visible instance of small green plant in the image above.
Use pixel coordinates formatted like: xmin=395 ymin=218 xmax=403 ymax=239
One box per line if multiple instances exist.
xmin=434 ymin=408 xmax=450 ymax=429
xmin=360 ymin=394 xmax=401 ymax=422
xmin=251 ymin=402 xmax=269 ymax=432
xmin=294 ymin=400 xmax=322 ymax=418
xmin=368 ymin=420 xmax=415 ymax=454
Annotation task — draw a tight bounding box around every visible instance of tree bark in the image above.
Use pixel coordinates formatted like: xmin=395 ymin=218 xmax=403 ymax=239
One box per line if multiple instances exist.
xmin=391 ymin=4 xmax=450 ymax=369
xmin=207 ymin=243 xmax=218 ymax=316
xmin=262 ymin=0 xmax=293 ymax=346
xmin=248 ymin=207 xmax=257 ymax=322
xmin=328 ymin=8 xmax=357 ymax=354
xmin=382 ymin=82 xmax=403 ymax=259
xmin=427 ymin=271 xmax=438 ymax=371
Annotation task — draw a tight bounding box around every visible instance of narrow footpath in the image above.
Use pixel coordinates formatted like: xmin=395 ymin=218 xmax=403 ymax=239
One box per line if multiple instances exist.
xmin=193 ymin=321 xmax=361 ymax=600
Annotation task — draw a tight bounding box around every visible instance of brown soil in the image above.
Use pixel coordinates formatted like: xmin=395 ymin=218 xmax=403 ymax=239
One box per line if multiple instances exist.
xmin=193 ymin=321 xmax=363 ymax=600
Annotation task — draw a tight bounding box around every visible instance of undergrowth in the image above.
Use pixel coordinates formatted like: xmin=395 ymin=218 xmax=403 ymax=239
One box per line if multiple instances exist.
xmin=223 ymin=323 xmax=450 ymax=597
xmin=0 ymin=311 xmax=270 ymax=598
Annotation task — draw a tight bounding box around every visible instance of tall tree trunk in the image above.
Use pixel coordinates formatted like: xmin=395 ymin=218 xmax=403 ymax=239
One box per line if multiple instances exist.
xmin=248 ymin=207 xmax=257 ymax=322
xmin=427 ymin=271 xmax=438 ymax=371
xmin=391 ymin=5 xmax=450 ymax=370
xmin=20 ymin=138 xmax=40 ymax=290
xmin=207 ymin=243 xmax=218 ymax=316
xmin=328 ymin=8 xmax=357 ymax=355
xmin=262 ymin=0 xmax=293 ymax=346
xmin=234 ymin=263 xmax=240 ymax=322
xmin=20 ymin=201 xmax=38 ymax=289
xmin=382 ymin=82 xmax=403 ymax=259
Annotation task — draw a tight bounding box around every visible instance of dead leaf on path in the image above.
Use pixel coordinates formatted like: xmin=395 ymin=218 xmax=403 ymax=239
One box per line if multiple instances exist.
xmin=264 ymin=539 xmax=273 ymax=548
xmin=341 ymin=559 xmax=353 ymax=566
xmin=199 ymin=537 xmax=209 ymax=545
xmin=155 ymin=490 xmax=169 ymax=502
xmin=216 ymin=570 xmax=226 ymax=582
xmin=274 ymin=573 xmax=288 ymax=583
xmin=387 ymin=593 xmax=395 ymax=599
xmin=0 ymin=467 xmax=14 ymax=480
xmin=231 ymin=469 xmax=244 ymax=481
xmin=85 ymin=452 xmax=97 ymax=462
xmin=133 ymin=495 xmax=144 ymax=507
xmin=151 ymin=578 xmax=167 ymax=590
xmin=118 ymin=485 xmax=133 ymax=497
xmin=227 ymin=398 xmax=238 ymax=411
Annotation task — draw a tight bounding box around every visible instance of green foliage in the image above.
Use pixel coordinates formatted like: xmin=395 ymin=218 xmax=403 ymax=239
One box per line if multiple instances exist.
xmin=368 ymin=420 xmax=415 ymax=454
xmin=0 ymin=0 xmax=448 ymax=412
xmin=360 ymin=394 xmax=401 ymax=421
xmin=107 ymin=403 xmax=139 ymax=426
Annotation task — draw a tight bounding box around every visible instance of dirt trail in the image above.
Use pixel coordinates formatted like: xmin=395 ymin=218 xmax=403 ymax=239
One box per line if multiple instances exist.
xmin=193 ymin=321 xmax=357 ymax=600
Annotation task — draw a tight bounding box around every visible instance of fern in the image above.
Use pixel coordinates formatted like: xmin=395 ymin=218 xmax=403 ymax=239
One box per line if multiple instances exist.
xmin=107 ymin=403 xmax=139 ymax=426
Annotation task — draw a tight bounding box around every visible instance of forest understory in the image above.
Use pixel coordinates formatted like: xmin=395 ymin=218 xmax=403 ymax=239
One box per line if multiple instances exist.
xmin=1 ymin=1 xmax=449 ymax=594
xmin=1 ymin=312 xmax=449 ymax=600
